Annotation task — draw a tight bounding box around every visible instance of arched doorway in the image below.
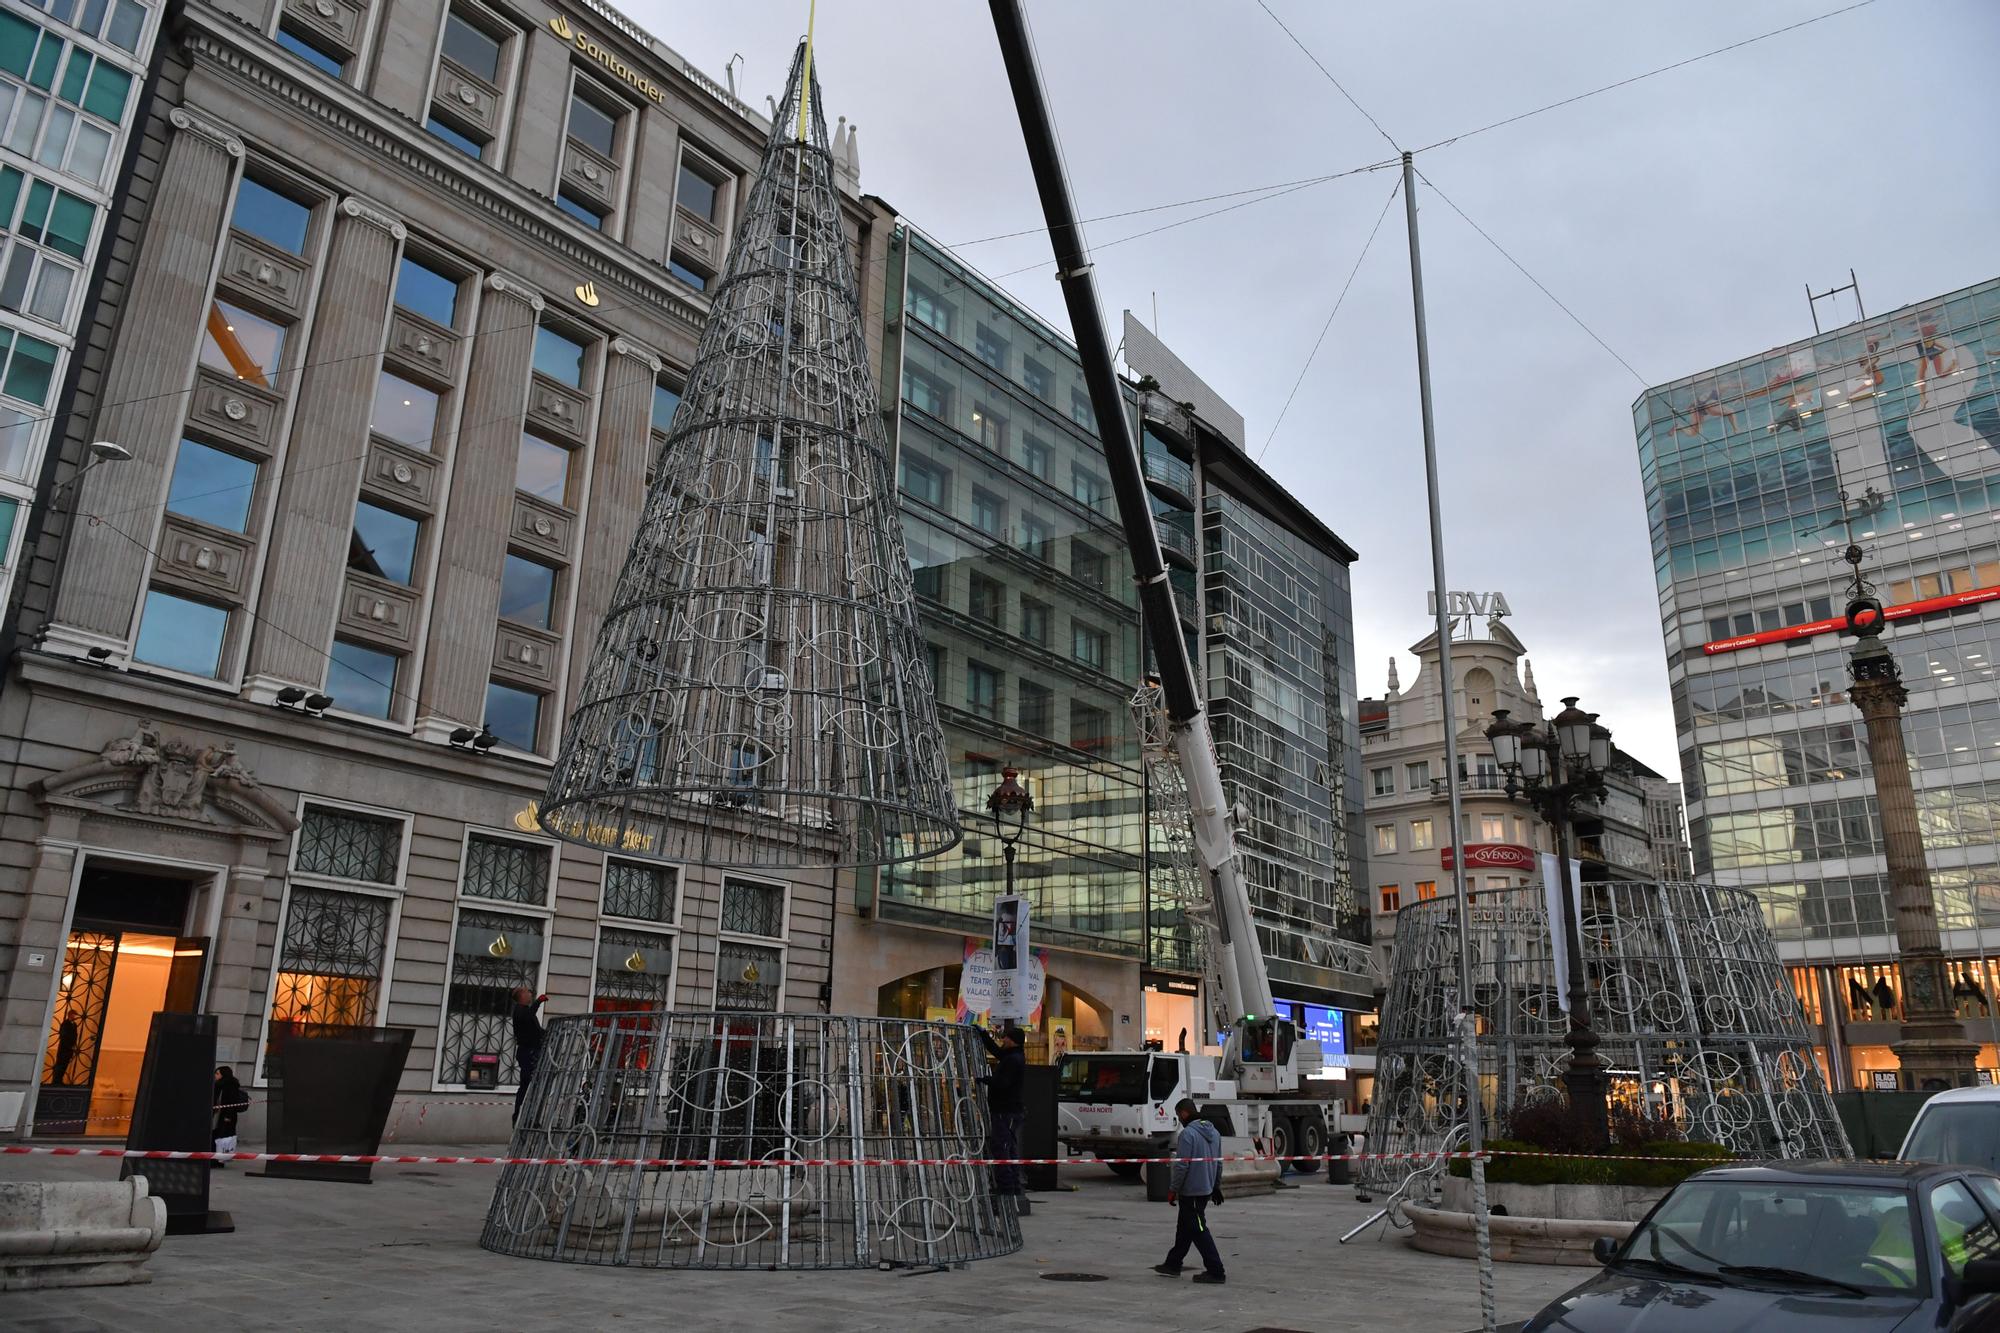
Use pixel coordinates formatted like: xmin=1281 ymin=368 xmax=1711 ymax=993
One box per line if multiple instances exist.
xmin=877 ymin=964 xmax=1113 ymax=1065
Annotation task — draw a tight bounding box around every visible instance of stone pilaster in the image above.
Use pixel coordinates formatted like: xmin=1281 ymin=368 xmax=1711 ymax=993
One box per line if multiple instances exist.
xmin=48 ymin=109 xmax=245 ymax=648
xmin=414 ymin=272 xmax=541 ymax=740
xmin=246 ymin=196 xmax=406 ymax=689
xmin=562 ymin=335 xmax=657 ymax=701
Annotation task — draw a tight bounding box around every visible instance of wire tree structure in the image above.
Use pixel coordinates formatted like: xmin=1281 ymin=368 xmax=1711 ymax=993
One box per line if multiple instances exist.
xmin=540 ymin=41 xmax=958 ymax=869
xmin=481 ymin=1012 xmax=1021 ymax=1269
xmin=1360 ymin=880 xmax=1850 ymax=1196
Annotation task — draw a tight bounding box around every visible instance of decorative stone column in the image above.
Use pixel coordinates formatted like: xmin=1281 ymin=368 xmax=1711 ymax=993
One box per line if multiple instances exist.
xmin=414 ymin=272 xmax=541 ymax=741
xmin=46 ymin=109 xmax=244 ymax=654
xmin=246 ymin=196 xmax=406 ymax=692
xmin=1850 ymin=635 xmax=1981 ymax=1089
xmin=562 ymin=336 xmax=658 ymax=695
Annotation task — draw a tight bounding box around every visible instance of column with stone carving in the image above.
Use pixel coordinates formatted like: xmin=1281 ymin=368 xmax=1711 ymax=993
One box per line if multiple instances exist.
xmin=46 ymin=109 xmax=245 ymax=654
xmin=414 ymin=272 xmax=541 ymax=741
xmin=562 ymin=336 xmax=657 ymax=699
xmin=245 ymin=196 xmax=405 ymax=695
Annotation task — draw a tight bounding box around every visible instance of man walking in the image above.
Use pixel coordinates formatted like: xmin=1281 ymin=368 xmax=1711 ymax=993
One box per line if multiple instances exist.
xmin=511 ymin=986 xmax=546 ymax=1125
xmin=975 ymin=1022 xmax=1029 ymax=1216
xmin=1154 ymin=1098 xmax=1225 ymax=1283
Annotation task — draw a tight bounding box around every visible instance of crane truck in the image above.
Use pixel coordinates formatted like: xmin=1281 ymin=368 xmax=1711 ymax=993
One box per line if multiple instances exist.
xmin=986 ymin=0 xmax=1341 ymax=1182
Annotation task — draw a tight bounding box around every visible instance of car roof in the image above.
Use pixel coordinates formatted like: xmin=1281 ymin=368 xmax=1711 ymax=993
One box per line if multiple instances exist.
xmin=1911 ymin=1085 xmax=2000 ymax=1108
xmin=1692 ymin=1159 xmax=1992 ymax=1187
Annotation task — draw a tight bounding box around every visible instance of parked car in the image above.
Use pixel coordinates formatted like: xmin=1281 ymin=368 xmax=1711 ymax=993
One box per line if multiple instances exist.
xmin=1903 ymin=1086 xmax=2000 ymax=1173
xmin=1521 ymin=1161 xmax=2000 ymax=1331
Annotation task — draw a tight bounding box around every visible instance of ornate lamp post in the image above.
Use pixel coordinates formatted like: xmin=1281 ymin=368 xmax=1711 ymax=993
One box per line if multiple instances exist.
xmin=987 ymin=767 xmax=1035 ymax=897
xmin=1486 ymin=699 xmax=1614 ymax=1146
xmin=1841 ymin=545 xmax=1979 ymax=1089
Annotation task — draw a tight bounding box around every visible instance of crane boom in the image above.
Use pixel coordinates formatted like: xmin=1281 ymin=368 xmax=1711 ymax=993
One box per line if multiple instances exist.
xmin=988 ymin=0 xmax=1275 ymax=1038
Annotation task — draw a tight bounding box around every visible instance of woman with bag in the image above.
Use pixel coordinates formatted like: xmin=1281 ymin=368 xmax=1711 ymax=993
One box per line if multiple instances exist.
xmin=212 ymin=1065 xmax=248 ymax=1169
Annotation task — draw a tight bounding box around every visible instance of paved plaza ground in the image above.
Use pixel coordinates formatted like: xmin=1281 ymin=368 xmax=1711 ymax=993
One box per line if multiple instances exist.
xmin=2 ymin=1154 xmax=1577 ymax=1332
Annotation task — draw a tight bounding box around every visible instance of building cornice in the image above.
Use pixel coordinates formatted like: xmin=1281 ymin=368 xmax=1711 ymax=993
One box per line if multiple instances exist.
xmin=181 ymin=12 xmax=707 ymax=337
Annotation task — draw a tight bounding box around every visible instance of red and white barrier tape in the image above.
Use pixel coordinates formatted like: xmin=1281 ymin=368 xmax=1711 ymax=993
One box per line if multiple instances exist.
xmin=1 ymin=1146 xmax=1487 ymax=1169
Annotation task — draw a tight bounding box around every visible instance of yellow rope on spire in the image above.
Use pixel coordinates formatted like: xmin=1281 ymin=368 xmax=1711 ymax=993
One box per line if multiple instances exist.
xmin=795 ymin=0 xmax=818 ymax=142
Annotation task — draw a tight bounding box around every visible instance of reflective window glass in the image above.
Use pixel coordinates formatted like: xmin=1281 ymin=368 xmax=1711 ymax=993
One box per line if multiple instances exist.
xmin=498 ymin=553 xmax=556 ymax=629
xmin=326 ymin=638 xmax=398 ymax=719
xmin=675 ymin=160 xmax=717 ymax=220
xmin=370 ymin=370 xmax=440 ymax=450
xmin=515 ymin=432 xmax=569 ymax=504
xmin=200 ymin=298 xmax=286 ymax=386
xmin=349 ymin=500 xmax=419 ymax=584
xmin=484 ymin=679 xmax=541 ymax=751
xmin=165 ymin=438 xmax=255 ymax=532
xmin=133 ymin=589 xmax=227 ymax=677
xmin=0 ymin=328 xmax=57 ymax=404
xmin=274 ymin=25 xmax=344 ymax=78
xmin=567 ymin=89 xmax=616 ymax=156
xmin=440 ymin=11 xmax=500 ymax=82
xmin=651 ymin=381 xmax=680 ymax=433
xmin=666 ymin=255 xmax=706 ymax=291
xmin=425 ymin=116 xmax=483 ymax=159
xmin=393 ymin=255 xmax=458 ymax=327
xmin=532 ymin=324 xmax=584 ymax=386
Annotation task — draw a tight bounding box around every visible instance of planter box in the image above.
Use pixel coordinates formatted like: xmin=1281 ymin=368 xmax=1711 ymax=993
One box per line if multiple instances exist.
xmin=0 ymin=1177 xmax=166 ymax=1289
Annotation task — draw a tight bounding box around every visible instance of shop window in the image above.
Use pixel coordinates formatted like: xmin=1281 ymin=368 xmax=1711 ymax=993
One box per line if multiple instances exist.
xmin=715 ymin=876 xmax=785 ymax=1010
xmin=264 ymin=886 xmax=392 ymax=1076
xmin=438 ymin=904 xmax=542 ymax=1085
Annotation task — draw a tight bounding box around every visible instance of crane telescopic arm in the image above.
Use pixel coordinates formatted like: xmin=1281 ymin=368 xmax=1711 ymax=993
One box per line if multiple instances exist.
xmin=987 ymin=0 xmax=1275 ymax=1024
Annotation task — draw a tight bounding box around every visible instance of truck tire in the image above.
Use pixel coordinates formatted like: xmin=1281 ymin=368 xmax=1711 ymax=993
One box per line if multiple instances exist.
xmin=1107 ymin=1160 xmax=1143 ymax=1180
xmin=1270 ymin=1116 xmax=1293 ymax=1171
xmin=1297 ymin=1116 xmax=1326 ymax=1168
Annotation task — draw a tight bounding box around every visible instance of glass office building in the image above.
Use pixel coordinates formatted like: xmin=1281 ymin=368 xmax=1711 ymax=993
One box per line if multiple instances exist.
xmin=1636 ymin=276 xmax=2000 ymax=1087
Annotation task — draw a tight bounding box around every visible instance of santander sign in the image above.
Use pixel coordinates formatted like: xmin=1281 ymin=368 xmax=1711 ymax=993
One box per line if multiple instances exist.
xmin=1440 ymin=843 xmax=1535 ymax=872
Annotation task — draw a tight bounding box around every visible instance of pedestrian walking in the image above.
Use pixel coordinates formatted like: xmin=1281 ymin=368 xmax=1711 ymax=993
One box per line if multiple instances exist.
xmin=511 ymin=986 xmax=547 ymax=1124
xmin=974 ymin=1021 xmax=1029 ymax=1216
xmin=1153 ymin=1098 xmax=1225 ymax=1283
xmin=212 ymin=1065 xmax=248 ymax=1170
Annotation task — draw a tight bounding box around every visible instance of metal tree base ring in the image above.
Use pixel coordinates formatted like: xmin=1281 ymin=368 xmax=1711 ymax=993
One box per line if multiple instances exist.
xmin=480 ymin=1013 xmax=1022 ymax=1270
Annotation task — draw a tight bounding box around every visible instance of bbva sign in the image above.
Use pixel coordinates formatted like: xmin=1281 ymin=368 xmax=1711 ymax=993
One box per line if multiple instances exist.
xmin=1427 ymin=590 xmax=1512 ymax=618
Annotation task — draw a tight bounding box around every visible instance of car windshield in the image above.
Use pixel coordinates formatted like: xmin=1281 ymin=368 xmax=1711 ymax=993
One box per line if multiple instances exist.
xmin=1904 ymin=1103 xmax=2000 ymax=1174
xmin=1625 ymin=1179 xmax=1922 ymax=1297
xmin=1057 ymin=1055 xmax=1148 ymax=1104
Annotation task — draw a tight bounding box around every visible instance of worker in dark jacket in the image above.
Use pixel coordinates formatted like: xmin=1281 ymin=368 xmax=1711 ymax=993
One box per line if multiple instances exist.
xmin=975 ymin=1022 xmax=1030 ymax=1216
xmin=1154 ymin=1098 xmax=1225 ymax=1283
xmin=511 ymin=987 xmax=547 ymax=1124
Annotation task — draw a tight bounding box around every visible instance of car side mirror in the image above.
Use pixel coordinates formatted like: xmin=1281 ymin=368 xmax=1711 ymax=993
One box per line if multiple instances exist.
xmin=1592 ymin=1236 xmax=1621 ymax=1265
xmin=1962 ymin=1258 xmax=2000 ymax=1296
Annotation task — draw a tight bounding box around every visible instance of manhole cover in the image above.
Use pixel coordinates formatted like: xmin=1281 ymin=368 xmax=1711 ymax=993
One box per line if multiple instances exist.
xmin=1039 ymin=1272 xmax=1109 ymax=1282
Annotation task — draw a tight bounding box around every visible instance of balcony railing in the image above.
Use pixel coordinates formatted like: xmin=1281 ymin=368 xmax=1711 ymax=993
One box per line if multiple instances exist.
xmin=1142 ymin=448 xmax=1194 ymax=506
xmin=1430 ymin=773 xmax=1510 ymax=796
xmin=1156 ymin=519 xmax=1197 ymax=567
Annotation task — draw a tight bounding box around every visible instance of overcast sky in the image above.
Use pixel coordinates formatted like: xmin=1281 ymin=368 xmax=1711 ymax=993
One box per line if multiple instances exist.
xmin=629 ymin=0 xmax=2000 ymax=777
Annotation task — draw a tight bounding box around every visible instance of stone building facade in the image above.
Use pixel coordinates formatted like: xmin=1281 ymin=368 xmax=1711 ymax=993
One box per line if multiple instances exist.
xmin=0 ymin=0 xmax=887 ymax=1140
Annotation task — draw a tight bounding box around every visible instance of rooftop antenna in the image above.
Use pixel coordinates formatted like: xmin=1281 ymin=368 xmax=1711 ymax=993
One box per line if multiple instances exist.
xmin=1806 ymin=269 xmax=1865 ymax=335
xmin=724 ymin=52 xmax=743 ymax=98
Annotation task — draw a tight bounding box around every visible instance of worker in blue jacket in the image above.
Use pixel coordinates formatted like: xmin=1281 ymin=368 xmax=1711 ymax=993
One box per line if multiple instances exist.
xmin=1154 ymin=1098 xmax=1225 ymax=1283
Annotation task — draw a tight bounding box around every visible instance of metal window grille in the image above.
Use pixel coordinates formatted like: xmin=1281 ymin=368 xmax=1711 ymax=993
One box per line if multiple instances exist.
xmin=295 ymin=804 xmax=402 ymax=883
xmin=715 ymin=940 xmax=782 ymax=1011
xmin=441 ymin=907 xmax=544 ymax=1084
xmin=720 ymin=878 xmax=784 ymax=938
xmin=265 ymin=887 xmax=391 ymax=1076
xmin=465 ymin=833 xmax=552 ymax=907
xmin=593 ymin=925 xmax=674 ymax=1011
xmin=604 ymin=859 xmax=676 ymax=923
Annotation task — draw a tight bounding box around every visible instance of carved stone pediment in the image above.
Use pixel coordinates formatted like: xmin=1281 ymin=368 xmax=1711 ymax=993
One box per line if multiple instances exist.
xmin=33 ymin=722 xmax=300 ymax=839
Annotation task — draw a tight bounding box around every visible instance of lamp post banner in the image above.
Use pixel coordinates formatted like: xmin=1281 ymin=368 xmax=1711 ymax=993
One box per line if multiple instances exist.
xmin=990 ymin=895 xmax=1031 ymax=1019
xmin=1539 ymin=854 xmax=1583 ymax=1012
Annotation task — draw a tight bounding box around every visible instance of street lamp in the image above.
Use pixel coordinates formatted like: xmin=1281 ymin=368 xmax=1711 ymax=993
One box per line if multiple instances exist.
xmin=986 ymin=766 xmax=1034 ymax=895
xmin=1485 ymin=698 xmax=1616 ymax=1147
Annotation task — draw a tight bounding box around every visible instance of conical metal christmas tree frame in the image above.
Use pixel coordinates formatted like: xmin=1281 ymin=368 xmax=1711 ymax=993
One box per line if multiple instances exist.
xmin=542 ymin=45 xmax=959 ymax=869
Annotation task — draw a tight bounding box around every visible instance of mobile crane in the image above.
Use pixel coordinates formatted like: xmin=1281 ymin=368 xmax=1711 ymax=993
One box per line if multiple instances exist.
xmin=987 ymin=0 xmax=1338 ymax=1178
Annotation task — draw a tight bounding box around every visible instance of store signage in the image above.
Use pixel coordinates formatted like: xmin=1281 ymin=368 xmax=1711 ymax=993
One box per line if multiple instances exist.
xmin=1441 ymin=843 xmax=1535 ymax=872
xmin=1427 ymin=590 xmax=1512 ymax=619
xmin=1701 ymin=583 xmax=2000 ymax=656
xmin=548 ymin=14 xmax=666 ymax=105
xmin=1870 ymin=1070 xmax=1900 ymax=1091
xmin=513 ymin=800 xmax=656 ymax=853
xmin=1301 ymin=1004 xmax=1345 ymax=1056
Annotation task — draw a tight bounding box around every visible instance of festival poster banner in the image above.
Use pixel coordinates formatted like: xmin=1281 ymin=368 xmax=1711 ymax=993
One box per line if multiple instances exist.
xmin=955 ymin=936 xmax=1048 ymax=1026
xmin=1045 ymin=1017 xmax=1074 ymax=1065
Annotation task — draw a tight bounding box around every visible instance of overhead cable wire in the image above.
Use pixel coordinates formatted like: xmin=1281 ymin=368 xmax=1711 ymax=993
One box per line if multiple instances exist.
xmin=1257 ymin=177 xmax=1403 ymax=462
xmin=1414 ymin=0 xmax=1879 ymax=153
xmin=1254 ymin=0 xmax=1401 ymax=153
xmin=1415 ymin=166 xmax=1651 ymax=387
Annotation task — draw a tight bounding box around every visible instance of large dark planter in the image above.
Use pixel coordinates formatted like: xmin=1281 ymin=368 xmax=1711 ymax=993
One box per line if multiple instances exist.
xmin=254 ymin=1025 xmax=413 ymax=1184
xmin=120 ymin=1012 xmax=231 ymax=1235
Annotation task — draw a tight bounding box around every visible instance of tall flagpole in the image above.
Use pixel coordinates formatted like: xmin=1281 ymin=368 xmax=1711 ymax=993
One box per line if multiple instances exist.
xmin=1404 ymin=149 xmax=1496 ymax=1333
